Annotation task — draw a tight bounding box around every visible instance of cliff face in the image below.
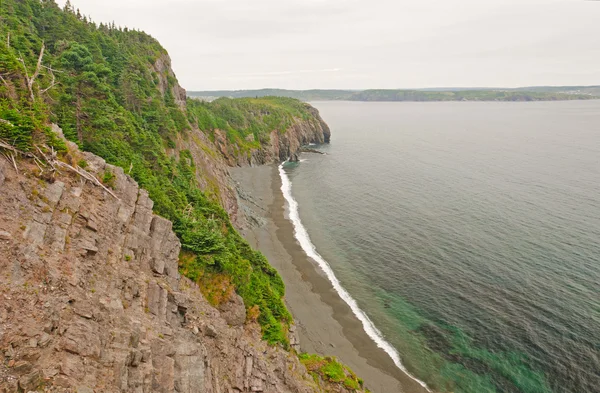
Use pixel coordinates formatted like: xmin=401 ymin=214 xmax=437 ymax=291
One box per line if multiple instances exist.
xmin=180 ymin=104 xmax=330 ymax=226
xmin=152 ymin=54 xmax=188 ymax=111
xmin=212 ymin=108 xmax=331 ymax=168
xmin=0 ymin=136 xmax=346 ymax=393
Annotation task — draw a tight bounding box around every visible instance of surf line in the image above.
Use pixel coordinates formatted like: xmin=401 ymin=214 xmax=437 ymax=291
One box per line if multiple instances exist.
xmin=278 ymin=162 xmax=431 ymax=391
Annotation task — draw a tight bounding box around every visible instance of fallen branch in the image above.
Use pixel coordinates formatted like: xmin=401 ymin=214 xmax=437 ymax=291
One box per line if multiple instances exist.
xmin=0 ymin=140 xmax=24 ymax=154
xmin=35 ymin=145 xmax=119 ymax=200
xmin=33 ymin=156 xmax=46 ymax=176
xmin=55 ymin=160 xmax=120 ymax=200
xmin=34 ymin=145 xmax=57 ymax=170
xmin=0 ymin=139 xmax=119 ymax=200
xmin=1 ymin=152 xmax=18 ymax=174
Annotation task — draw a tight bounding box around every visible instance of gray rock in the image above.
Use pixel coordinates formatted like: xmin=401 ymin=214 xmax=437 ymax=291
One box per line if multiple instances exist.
xmin=150 ymin=257 xmax=165 ymax=275
xmin=174 ymin=352 xmax=205 ymax=393
xmin=0 ymin=230 xmax=12 ymax=240
xmin=76 ymin=386 xmax=95 ymax=393
xmin=73 ymin=302 xmax=93 ymax=319
xmin=18 ymin=370 xmax=40 ymax=391
xmin=61 ymin=319 xmax=101 ymax=357
xmin=152 ymin=355 xmax=175 ymax=392
xmin=23 ymin=221 xmax=47 ymax=247
xmin=13 ymin=360 xmax=33 ymax=375
xmin=218 ymin=293 xmax=246 ymax=327
xmin=81 ymin=151 xmax=106 ymax=173
xmin=147 ymin=282 xmax=168 ymax=320
xmin=132 ymin=189 xmax=154 ymax=233
xmin=38 ymin=333 xmax=51 ymax=348
xmin=130 ymin=350 xmax=143 ymax=367
xmin=46 ymin=225 xmax=68 ymax=251
xmin=43 ymin=181 xmax=65 ymax=206
xmin=204 ymin=324 xmax=218 ymax=338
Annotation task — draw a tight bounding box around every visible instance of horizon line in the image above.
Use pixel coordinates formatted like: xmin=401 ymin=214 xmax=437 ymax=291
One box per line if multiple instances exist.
xmin=188 ymin=85 xmax=600 ymax=92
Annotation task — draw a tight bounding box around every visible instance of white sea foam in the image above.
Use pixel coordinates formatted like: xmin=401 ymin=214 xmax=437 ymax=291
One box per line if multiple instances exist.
xmin=278 ymin=162 xmax=431 ymax=391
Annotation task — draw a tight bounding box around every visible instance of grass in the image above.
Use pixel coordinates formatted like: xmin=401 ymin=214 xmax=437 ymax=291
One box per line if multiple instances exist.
xmin=299 ymin=353 xmax=366 ymax=391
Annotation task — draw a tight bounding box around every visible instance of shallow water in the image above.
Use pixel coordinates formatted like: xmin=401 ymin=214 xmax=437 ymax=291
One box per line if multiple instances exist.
xmin=283 ymin=101 xmax=600 ymax=393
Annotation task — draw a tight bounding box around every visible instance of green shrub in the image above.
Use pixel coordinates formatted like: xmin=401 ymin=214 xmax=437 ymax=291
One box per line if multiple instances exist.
xmin=299 ymin=353 xmax=364 ymax=390
xmin=102 ymin=169 xmax=116 ymax=188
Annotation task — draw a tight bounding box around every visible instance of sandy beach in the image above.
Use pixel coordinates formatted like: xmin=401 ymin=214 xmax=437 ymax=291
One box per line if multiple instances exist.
xmin=231 ymin=164 xmax=429 ymax=393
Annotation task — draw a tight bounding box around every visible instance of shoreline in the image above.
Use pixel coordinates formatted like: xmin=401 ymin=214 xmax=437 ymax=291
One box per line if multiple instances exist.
xmin=231 ymin=164 xmax=430 ymax=393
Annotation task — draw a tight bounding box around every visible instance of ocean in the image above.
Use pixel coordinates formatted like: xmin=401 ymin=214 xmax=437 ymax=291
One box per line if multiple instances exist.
xmin=280 ymin=101 xmax=600 ymax=393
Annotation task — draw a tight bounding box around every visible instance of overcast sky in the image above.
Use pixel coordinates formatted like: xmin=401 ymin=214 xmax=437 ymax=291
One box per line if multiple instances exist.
xmin=56 ymin=0 xmax=600 ymax=90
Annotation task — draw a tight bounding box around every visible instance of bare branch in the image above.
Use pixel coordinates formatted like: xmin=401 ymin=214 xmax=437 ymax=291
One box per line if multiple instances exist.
xmin=16 ymin=53 xmax=33 ymax=100
xmin=31 ymin=43 xmax=45 ymax=84
xmin=41 ymin=66 xmax=58 ymax=94
xmin=56 ymin=161 xmax=120 ymax=200
xmin=2 ymin=152 xmax=19 ymax=174
xmin=0 ymin=140 xmax=22 ymax=153
xmin=41 ymin=82 xmax=59 ymax=95
xmin=33 ymin=156 xmax=45 ymax=175
xmin=0 ymin=139 xmax=120 ymax=200
xmin=0 ymin=74 xmax=8 ymax=90
xmin=16 ymin=43 xmax=45 ymax=102
xmin=28 ymin=42 xmax=45 ymax=101
xmin=34 ymin=145 xmax=120 ymax=200
xmin=42 ymin=65 xmax=65 ymax=73
xmin=16 ymin=54 xmax=30 ymax=81
xmin=10 ymin=153 xmax=18 ymax=173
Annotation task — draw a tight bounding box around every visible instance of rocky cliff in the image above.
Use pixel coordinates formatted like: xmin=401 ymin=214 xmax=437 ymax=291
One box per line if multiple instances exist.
xmin=0 ymin=134 xmax=362 ymax=393
xmin=178 ymin=103 xmax=331 ymax=227
xmin=211 ymin=107 xmax=331 ymax=168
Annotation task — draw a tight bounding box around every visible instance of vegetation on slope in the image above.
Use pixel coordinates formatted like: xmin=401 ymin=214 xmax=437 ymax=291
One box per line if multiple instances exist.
xmin=0 ymin=0 xmax=297 ymax=346
xmin=189 ymin=88 xmax=599 ymax=102
xmin=299 ymin=353 xmax=369 ymax=392
xmin=187 ymin=96 xmax=315 ymax=156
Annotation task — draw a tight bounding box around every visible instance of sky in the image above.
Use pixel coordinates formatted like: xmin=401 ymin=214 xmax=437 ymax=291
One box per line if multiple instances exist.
xmin=56 ymin=0 xmax=600 ymax=90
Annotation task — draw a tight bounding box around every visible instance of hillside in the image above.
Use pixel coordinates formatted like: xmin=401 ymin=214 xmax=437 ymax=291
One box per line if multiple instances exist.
xmin=189 ymin=88 xmax=600 ymax=102
xmin=0 ymin=1 xmax=363 ymax=392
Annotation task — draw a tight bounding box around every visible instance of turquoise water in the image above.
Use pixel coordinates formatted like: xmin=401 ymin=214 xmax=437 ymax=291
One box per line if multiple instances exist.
xmin=284 ymin=101 xmax=600 ymax=393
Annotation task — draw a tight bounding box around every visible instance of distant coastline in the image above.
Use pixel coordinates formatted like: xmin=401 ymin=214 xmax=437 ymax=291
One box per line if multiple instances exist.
xmin=188 ymin=86 xmax=600 ymax=102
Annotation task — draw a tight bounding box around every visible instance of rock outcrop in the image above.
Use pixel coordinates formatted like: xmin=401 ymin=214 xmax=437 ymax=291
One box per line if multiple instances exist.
xmin=0 ymin=141 xmax=350 ymax=393
xmin=152 ymin=53 xmax=187 ymax=111
xmin=212 ymin=109 xmax=331 ymax=167
xmin=168 ymin=109 xmax=330 ymax=228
